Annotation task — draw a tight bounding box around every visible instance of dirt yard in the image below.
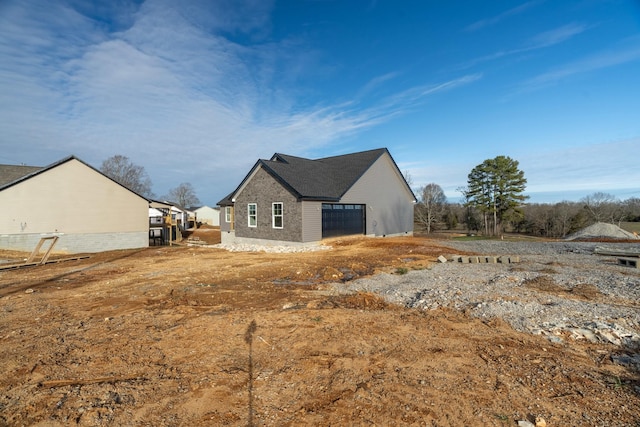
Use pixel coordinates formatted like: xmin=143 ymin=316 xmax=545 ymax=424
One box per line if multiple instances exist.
xmin=1 ymin=230 xmax=638 ymax=426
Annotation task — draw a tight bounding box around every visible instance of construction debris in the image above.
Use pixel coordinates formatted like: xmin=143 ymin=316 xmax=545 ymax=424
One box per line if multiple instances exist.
xmin=447 ymin=255 xmax=520 ymax=264
xmin=594 ymin=246 xmax=640 ymax=257
xmin=26 ymin=236 xmax=59 ymax=264
xmin=0 ymin=255 xmax=90 ymax=271
xmin=617 ymin=257 xmax=639 ymax=268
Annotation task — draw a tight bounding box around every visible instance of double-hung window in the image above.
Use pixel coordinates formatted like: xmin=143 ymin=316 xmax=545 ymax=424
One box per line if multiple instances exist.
xmin=225 ymin=206 xmax=233 ymax=223
xmin=248 ymin=203 xmax=257 ymax=227
xmin=272 ymin=202 xmax=283 ymax=229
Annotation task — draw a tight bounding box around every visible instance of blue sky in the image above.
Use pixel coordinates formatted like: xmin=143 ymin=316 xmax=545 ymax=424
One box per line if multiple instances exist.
xmin=1 ymin=0 xmax=639 ymax=205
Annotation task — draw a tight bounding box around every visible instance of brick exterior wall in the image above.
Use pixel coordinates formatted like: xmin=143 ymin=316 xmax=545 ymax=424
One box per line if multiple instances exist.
xmin=234 ymin=168 xmax=303 ymax=242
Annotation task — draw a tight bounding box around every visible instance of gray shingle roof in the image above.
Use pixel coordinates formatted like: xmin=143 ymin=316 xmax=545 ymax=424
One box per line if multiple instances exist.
xmin=0 ymin=164 xmax=43 ymax=188
xmin=220 ymin=148 xmax=404 ymax=204
xmin=263 ymin=148 xmax=387 ymax=200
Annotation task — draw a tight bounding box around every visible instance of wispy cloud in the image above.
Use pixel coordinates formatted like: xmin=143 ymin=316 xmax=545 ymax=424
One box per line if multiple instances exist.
xmin=520 ymin=137 xmax=640 ymax=193
xmin=356 ymin=71 xmax=402 ymax=99
xmin=404 ymin=137 xmax=640 ymax=202
xmin=460 ymin=23 xmax=589 ymax=69
xmin=529 ymin=22 xmax=590 ymax=48
xmin=516 ymin=37 xmax=640 ymax=93
xmin=0 ymin=0 xmax=478 ymax=198
xmin=465 ymin=0 xmax=545 ymax=32
xmin=378 ymin=74 xmax=482 ymax=112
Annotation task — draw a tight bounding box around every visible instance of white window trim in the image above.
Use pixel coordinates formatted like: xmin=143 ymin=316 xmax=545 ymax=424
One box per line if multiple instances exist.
xmin=225 ymin=206 xmax=232 ymax=223
xmin=272 ymin=202 xmax=283 ymax=229
xmin=248 ymin=203 xmax=257 ymax=227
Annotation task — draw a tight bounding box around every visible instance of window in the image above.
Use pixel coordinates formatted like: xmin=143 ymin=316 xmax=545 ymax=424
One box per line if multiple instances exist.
xmin=225 ymin=206 xmax=233 ymax=223
xmin=248 ymin=203 xmax=257 ymax=227
xmin=272 ymin=202 xmax=283 ymax=228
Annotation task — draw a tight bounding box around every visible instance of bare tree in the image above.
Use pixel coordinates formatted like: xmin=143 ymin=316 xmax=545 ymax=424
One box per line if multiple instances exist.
xmin=100 ymin=155 xmax=154 ymax=198
xmin=623 ymin=197 xmax=640 ymax=221
xmin=403 ymin=170 xmax=414 ymax=189
xmin=165 ymin=182 xmax=201 ymax=208
xmin=415 ymin=183 xmax=446 ymax=233
xmin=581 ymin=192 xmax=621 ymax=224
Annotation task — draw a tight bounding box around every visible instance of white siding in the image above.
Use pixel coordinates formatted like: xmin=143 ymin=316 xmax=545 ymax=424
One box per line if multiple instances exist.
xmin=0 ymin=158 xmax=149 ymax=253
xmin=194 ymin=206 xmax=220 ymax=226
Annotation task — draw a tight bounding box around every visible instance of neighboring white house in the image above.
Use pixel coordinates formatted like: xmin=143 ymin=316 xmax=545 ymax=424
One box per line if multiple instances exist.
xmin=193 ymin=205 xmax=220 ymax=226
xmin=0 ymin=155 xmax=149 ymax=253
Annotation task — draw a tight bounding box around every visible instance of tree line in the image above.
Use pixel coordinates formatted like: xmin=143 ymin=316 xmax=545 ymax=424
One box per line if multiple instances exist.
xmin=413 ymin=156 xmax=640 ymax=238
xmin=101 ymin=153 xmax=639 ymax=237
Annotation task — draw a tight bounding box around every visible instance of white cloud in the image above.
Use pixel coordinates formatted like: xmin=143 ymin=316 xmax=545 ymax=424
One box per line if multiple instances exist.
xmin=464 ymin=0 xmax=545 ymax=32
xmin=459 ymin=22 xmax=589 ymax=70
xmin=519 ymin=137 xmax=640 ymax=193
xmin=375 ymin=74 xmax=482 ymax=116
xmin=528 ymin=23 xmax=589 ymax=48
xmin=517 ymin=38 xmax=640 ymax=92
xmin=0 ymin=0 xmax=480 ymax=201
xmin=356 ymin=72 xmax=402 ymax=99
xmin=401 ymin=137 xmax=640 ymax=203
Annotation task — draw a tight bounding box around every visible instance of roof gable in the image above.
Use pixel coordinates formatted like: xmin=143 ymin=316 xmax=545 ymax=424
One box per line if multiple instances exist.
xmin=224 ymin=148 xmax=414 ymax=204
xmin=0 ymin=155 xmax=149 ymax=202
xmin=263 ymin=149 xmax=387 ymax=200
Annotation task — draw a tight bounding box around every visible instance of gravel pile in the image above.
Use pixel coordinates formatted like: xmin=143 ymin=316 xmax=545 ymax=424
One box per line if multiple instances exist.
xmin=332 ymin=240 xmax=640 ymax=350
xmin=565 ymin=221 xmax=639 ymax=240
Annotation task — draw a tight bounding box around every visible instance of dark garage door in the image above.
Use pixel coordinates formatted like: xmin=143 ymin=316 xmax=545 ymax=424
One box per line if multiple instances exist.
xmin=322 ymin=204 xmax=365 ymax=238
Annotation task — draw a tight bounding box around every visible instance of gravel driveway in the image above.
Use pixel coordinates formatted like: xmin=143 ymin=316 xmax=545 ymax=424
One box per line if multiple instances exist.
xmin=331 ymin=241 xmax=640 ymax=352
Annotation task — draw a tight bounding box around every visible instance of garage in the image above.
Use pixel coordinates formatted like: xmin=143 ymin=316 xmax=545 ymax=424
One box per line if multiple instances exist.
xmin=322 ymin=203 xmax=365 ymax=238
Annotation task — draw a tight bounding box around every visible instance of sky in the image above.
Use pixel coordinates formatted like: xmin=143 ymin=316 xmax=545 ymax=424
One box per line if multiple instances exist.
xmin=1 ymin=0 xmax=640 ymax=205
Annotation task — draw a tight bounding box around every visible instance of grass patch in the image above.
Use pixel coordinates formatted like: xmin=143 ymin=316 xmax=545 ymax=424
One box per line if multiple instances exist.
xmin=620 ymin=222 xmax=640 ymax=234
xmin=493 ymin=413 xmax=511 ymax=424
xmin=451 ymin=234 xmax=550 ymax=242
xmin=452 ymin=235 xmax=489 ymax=241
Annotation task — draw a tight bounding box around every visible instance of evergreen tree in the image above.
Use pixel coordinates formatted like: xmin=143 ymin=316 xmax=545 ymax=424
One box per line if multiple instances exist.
xmin=467 ymin=155 xmax=528 ymax=236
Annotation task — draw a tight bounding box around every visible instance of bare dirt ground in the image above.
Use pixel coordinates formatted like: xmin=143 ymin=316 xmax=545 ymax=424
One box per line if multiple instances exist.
xmin=1 ymin=229 xmax=639 ymax=426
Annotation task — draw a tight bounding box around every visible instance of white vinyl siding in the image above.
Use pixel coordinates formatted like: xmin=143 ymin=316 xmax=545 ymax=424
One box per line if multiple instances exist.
xmin=272 ymin=202 xmax=283 ymax=228
xmin=248 ymin=203 xmax=257 ymax=227
xmin=0 ymin=158 xmax=148 ymax=252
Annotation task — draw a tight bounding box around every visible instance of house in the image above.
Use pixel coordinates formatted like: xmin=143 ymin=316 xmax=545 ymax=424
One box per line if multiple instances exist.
xmin=148 ymin=200 xmax=192 ymax=245
xmin=148 ymin=202 xmax=171 ymax=246
xmin=193 ymin=205 xmax=220 ymax=226
xmin=170 ymin=204 xmax=190 ymax=232
xmin=218 ymin=148 xmax=416 ymax=246
xmin=0 ymin=156 xmax=149 ymax=253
